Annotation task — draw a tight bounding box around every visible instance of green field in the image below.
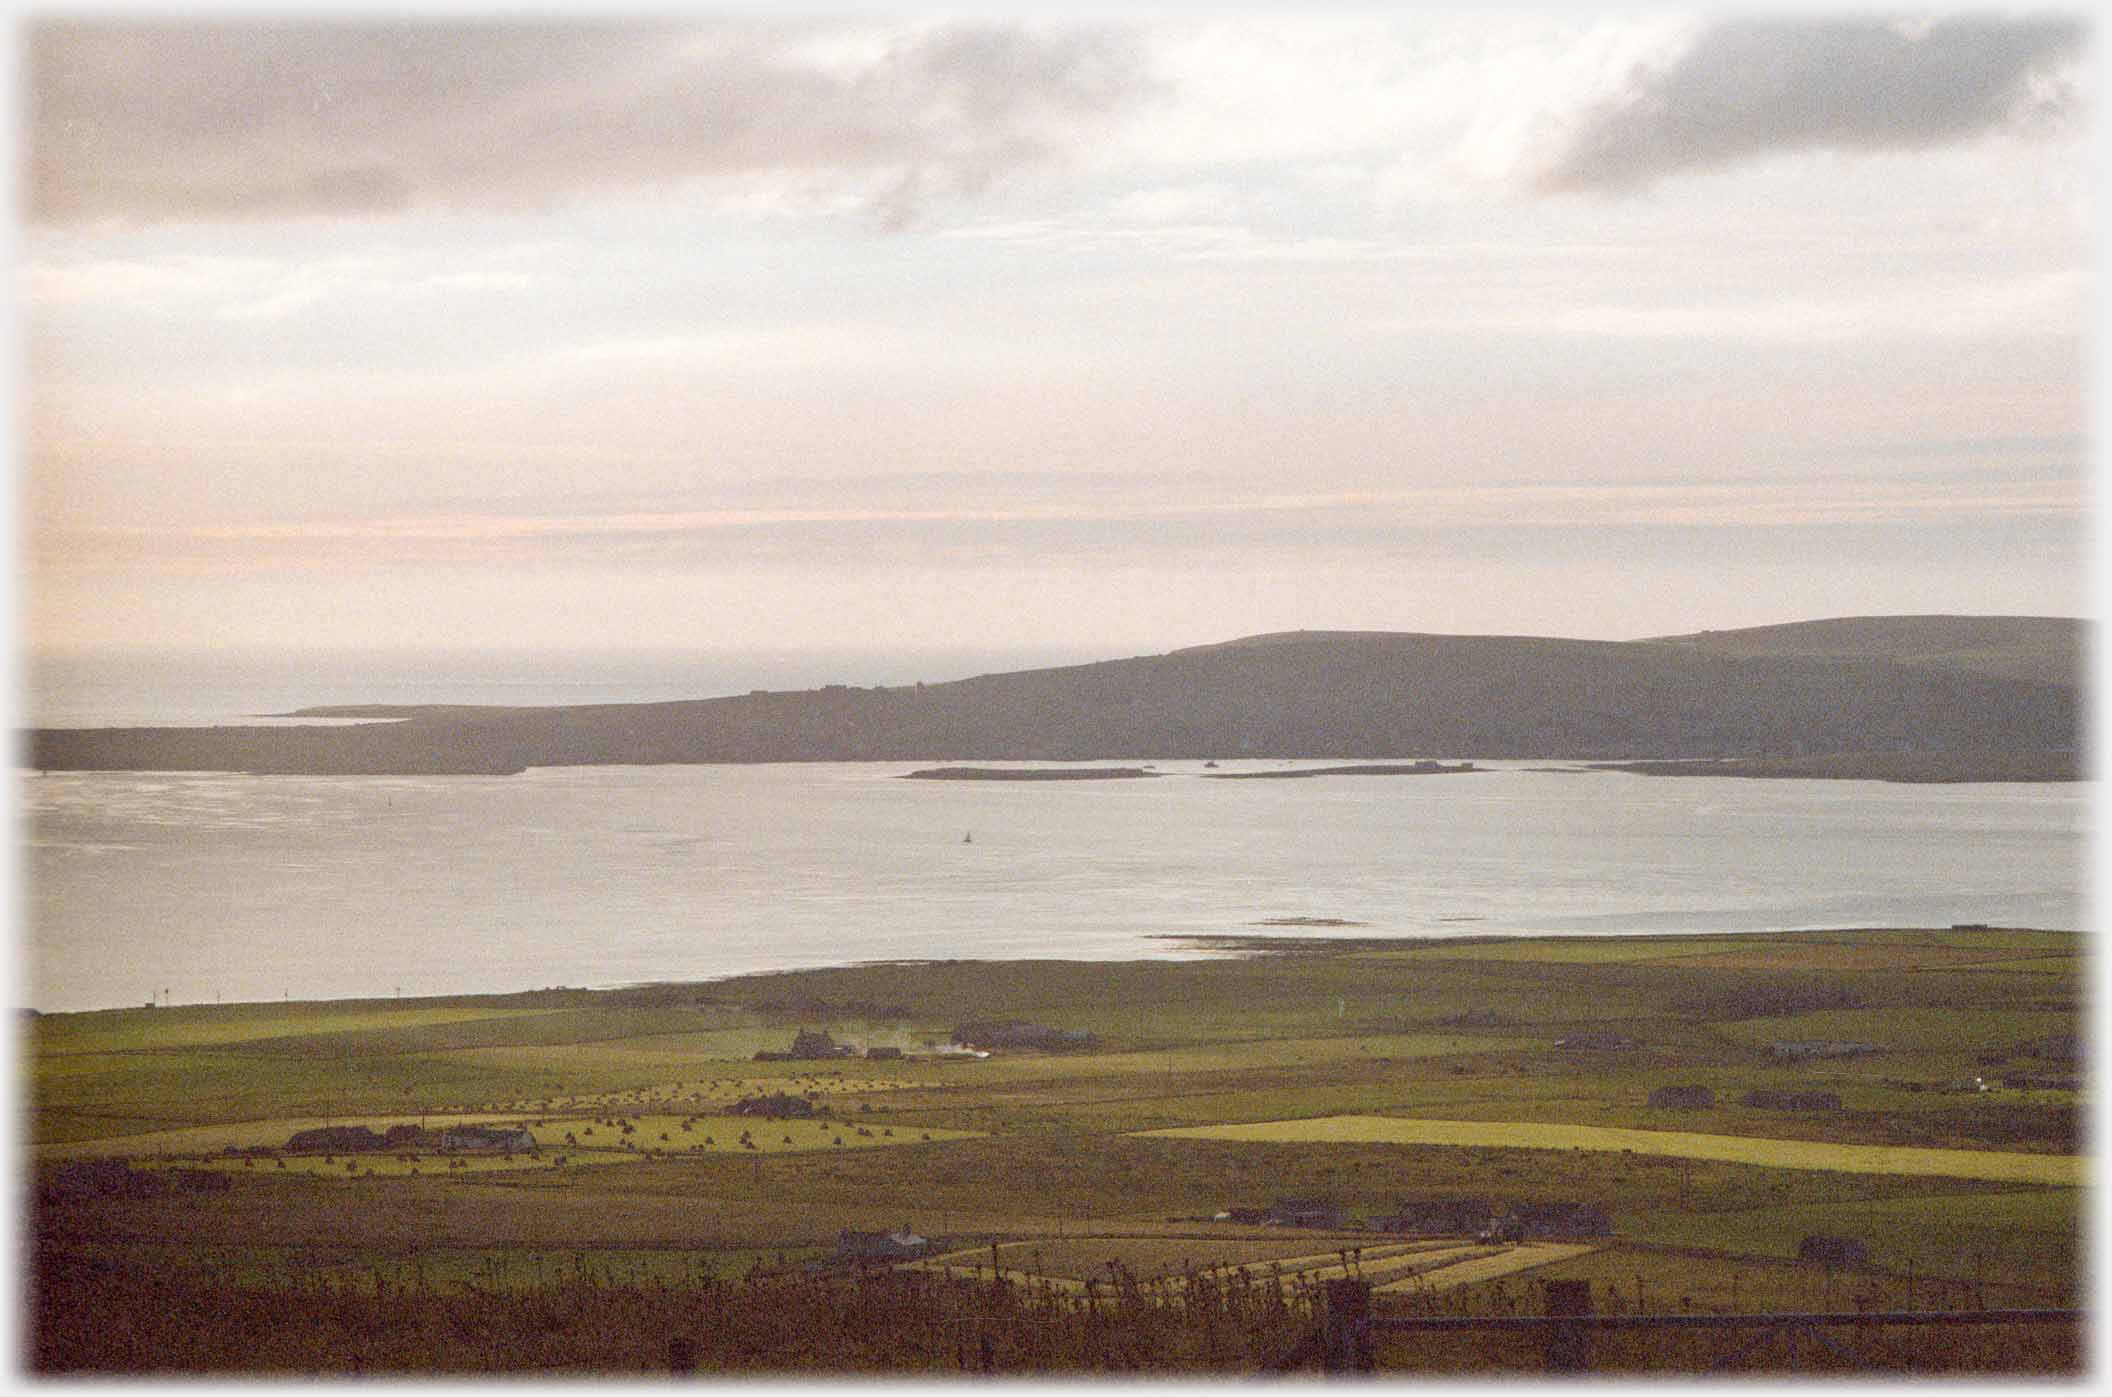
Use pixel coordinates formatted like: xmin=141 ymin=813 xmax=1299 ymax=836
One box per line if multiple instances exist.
xmin=1136 ymin=1116 xmax=2086 ymax=1185
xmin=30 ymin=925 xmax=2087 ymax=1375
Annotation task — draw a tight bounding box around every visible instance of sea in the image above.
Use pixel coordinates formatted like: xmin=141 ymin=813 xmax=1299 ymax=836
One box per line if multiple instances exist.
xmin=16 ymin=648 xmax=2093 ymax=1014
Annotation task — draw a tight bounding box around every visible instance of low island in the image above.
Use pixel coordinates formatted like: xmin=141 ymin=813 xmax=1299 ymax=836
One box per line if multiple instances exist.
xmin=1205 ymin=761 xmax=1477 ymax=779
xmin=900 ymin=766 xmax=1160 ymax=781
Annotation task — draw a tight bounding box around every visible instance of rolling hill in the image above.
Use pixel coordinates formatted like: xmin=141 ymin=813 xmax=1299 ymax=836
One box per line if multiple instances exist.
xmin=26 ymin=615 xmax=2086 ymax=778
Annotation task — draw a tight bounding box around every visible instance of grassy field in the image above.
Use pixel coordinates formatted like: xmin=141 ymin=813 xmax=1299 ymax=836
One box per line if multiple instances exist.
xmin=29 ymin=925 xmax=2086 ymax=1376
xmin=1136 ymin=1116 xmax=2086 ymax=1185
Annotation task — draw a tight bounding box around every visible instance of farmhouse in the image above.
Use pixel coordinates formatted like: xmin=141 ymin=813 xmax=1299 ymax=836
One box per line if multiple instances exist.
xmin=1372 ymin=1199 xmax=1495 ymax=1236
xmin=790 ymin=1028 xmax=855 ymax=1060
xmin=1647 ymin=1085 xmax=1715 ymax=1109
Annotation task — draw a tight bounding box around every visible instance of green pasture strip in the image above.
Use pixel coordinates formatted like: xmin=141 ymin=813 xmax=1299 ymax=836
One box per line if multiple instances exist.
xmin=33 ymin=1111 xmax=540 ymax=1160
xmin=33 ymin=1108 xmax=975 ymax=1161
xmin=1370 ymin=1091 xmax=2079 ymax=1156
xmin=518 ymin=1114 xmax=981 ymax=1154
xmin=430 ymin=1040 xmax=931 ymax=1084
xmin=468 ymin=1073 xmax=921 ymax=1114
xmin=1710 ymin=1007 xmax=2078 ymax=1054
xmin=942 ymin=1033 xmax=1533 ymax=1085
xmin=29 ymin=1005 xmax=553 ymax=1055
xmin=1946 ymin=955 xmax=2084 ymax=975
xmin=1919 ymin=929 xmax=2082 ymax=952
xmin=1371 ymin=940 xmax=1742 ymax=965
xmin=46 ymin=1243 xmax=818 ymax=1294
xmin=1135 ymin=1116 xmax=2085 ymax=1185
xmin=196 ymin=1006 xmax=764 ymax=1059
xmin=1624 ymin=1187 xmax=2084 ymax=1296
xmin=139 ymin=1152 xmax=641 ymax=1178
xmin=26 ymin=1050 xmax=585 ymax=1144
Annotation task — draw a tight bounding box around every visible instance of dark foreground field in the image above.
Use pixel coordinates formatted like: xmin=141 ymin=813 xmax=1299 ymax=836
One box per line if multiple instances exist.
xmin=26 ymin=927 xmax=2086 ymax=1376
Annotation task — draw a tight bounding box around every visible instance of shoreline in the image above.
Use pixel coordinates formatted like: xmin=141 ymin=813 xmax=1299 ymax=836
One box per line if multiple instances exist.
xmin=31 ymin=924 xmax=2075 ymax=1019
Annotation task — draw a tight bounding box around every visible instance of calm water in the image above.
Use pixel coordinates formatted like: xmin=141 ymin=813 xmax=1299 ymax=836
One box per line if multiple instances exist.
xmin=23 ymin=760 xmax=2088 ymax=1013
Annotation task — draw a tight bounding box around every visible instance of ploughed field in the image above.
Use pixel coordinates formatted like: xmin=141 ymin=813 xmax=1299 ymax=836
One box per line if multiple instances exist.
xmin=29 ymin=927 xmax=2085 ymax=1376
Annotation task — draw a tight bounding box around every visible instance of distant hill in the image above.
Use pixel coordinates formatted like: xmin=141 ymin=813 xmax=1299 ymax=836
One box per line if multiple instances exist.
xmin=26 ymin=615 xmax=2086 ymax=778
xmin=1642 ymin=615 xmax=2085 ymax=689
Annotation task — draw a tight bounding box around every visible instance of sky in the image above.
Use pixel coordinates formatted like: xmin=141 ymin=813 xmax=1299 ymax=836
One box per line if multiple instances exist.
xmin=17 ymin=8 xmax=2097 ymax=658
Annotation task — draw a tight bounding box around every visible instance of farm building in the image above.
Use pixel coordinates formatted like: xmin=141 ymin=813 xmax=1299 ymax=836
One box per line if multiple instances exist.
xmin=789 ymin=1028 xmax=855 ymax=1060
xmin=1554 ymin=1031 xmax=1635 ymax=1051
xmin=1739 ymin=1089 xmax=1842 ymax=1111
xmin=1504 ymin=1203 xmax=1611 ymax=1239
xmin=1770 ymin=1041 xmax=1878 ymax=1061
xmin=1647 ymin=1085 xmax=1715 ymax=1109
xmin=439 ymin=1125 xmax=536 ymax=1153
xmin=835 ymin=1228 xmax=931 ymax=1263
xmin=1799 ymin=1235 xmax=1869 ymax=1267
xmin=1372 ymin=1199 xmax=1495 ymax=1236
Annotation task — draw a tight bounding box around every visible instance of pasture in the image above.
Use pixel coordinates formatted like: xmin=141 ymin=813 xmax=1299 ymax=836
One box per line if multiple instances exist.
xmin=29 ymin=924 xmax=2086 ymax=1375
xmin=1136 ymin=1115 xmax=2086 ymax=1185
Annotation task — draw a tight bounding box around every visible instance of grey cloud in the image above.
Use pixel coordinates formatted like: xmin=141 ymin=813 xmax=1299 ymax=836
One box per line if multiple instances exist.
xmin=1530 ymin=16 xmax=2086 ymax=195
xmin=28 ymin=19 xmax=1156 ymax=225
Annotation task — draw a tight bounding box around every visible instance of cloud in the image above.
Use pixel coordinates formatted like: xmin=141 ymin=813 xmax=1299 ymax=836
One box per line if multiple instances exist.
xmin=31 ymin=471 xmax=2079 ymax=577
xmin=27 ymin=18 xmax=1157 ymax=226
xmin=1518 ymin=16 xmax=2086 ymax=195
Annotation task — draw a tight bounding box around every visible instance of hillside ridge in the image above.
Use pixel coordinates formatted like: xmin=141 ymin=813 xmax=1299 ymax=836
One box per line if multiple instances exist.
xmin=26 ymin=615 xmax=2085 ymax=777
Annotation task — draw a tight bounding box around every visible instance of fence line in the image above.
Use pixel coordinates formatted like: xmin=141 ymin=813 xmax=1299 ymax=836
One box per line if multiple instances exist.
xmin=1266 ymin=1277 xmax=2086 ymax=1376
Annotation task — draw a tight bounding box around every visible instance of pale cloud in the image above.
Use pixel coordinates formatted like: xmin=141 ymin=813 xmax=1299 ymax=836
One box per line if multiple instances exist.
xmin=32 ymin=470 xmax=2079 ymax=577
xmin=28 ymin=18 xmax=1158 ymax=227
xmin=27 ymin=248 xmax=544 ymax=319
xmin=1378 ymin=268 xmax=2088 ymax=344
xmin=543 ymin=324 xmax=905 ymax=371
xmin=937 ymin=213 xmax=1405 ymax=263
xmin=1501 ymin=16 xmax=2087 ymax=195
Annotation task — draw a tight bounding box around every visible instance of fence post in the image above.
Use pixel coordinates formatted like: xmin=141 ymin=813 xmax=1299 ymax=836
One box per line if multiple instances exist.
xmin=1322 ymin=1278 xmax=1374 ymax=1374
xmin=1543 ymin=1279 xmax=1593 ymax=1374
